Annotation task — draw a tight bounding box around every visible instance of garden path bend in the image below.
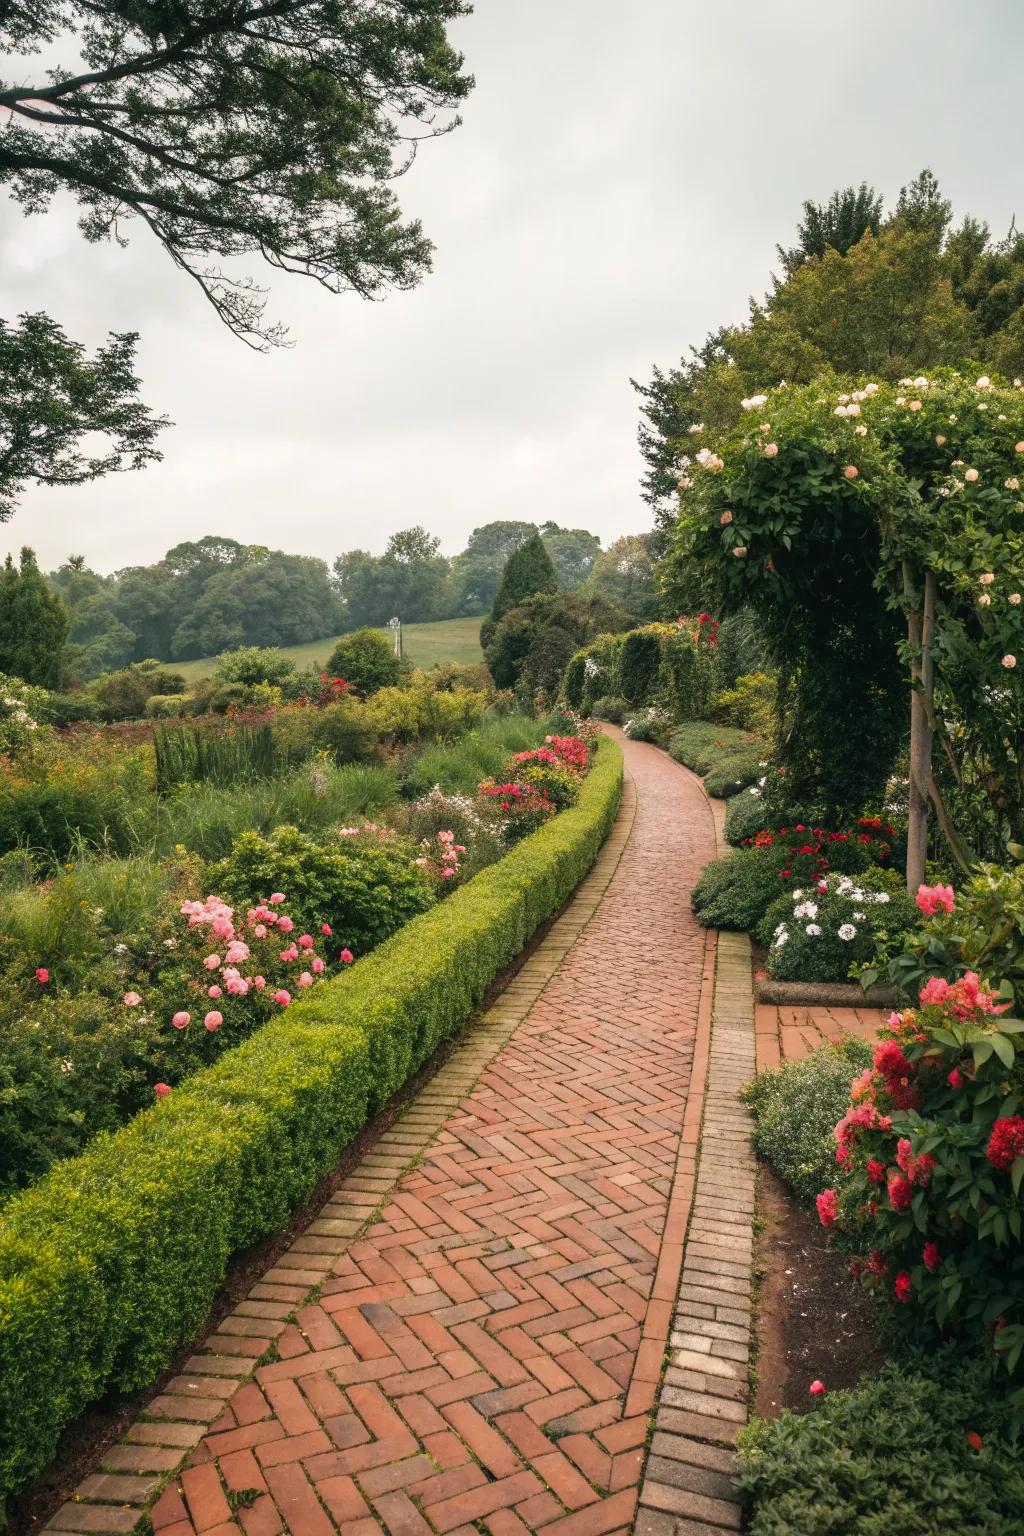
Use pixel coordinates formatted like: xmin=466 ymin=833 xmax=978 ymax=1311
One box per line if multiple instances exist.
xmin=147 ymin=733 xmax=718 ymax=1536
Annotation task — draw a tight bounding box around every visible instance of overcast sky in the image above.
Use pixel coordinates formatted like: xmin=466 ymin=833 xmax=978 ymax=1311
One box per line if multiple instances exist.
xmin=4 ymin=1 xmax=1023 ymax=575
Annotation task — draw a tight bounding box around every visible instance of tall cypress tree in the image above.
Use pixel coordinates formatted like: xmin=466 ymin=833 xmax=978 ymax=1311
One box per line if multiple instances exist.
xmin=0 ymin=547 xmax=69 ymax=686
xmin=481 ymin=534 xmax=559 ymax=649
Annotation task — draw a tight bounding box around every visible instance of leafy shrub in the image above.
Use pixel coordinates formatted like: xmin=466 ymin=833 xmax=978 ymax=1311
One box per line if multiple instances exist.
xmin=154 ymin=721 xmax=278 ymax=791
xmin=402 ymin=716 xmax=548 ymax=798
xmin=693 ymin=828 xmax=876 ymax=932
xmin=757 ymin=869 xmax=916 ymax=984
xmin=0 ymin=738 xmax=623 ymax=1504
xmin=35 ymin=692 xmax=100 ymax=727
xmin=623 ymin=706 xmax=672 ymax=743
xmin=0 ymin=742 xmax=154 ymax=861
xmin=144 ymin=693 xmax=193 ymax=719
xmin=725 ymin=787 xmax=779 ymax=844
xmin=819 ymin=977 xmax=1024 ymax=1372
xmin=210 ymin=824 xmax=434 ymax=952
xmin=561 ymin=634 xmax=623 ymax=714
xmin=394 ymin=787 xmax=504 ymax=879
xmin=742 ymin=1037 xmax=873 ymax=1203
xmin=890 ymin=854 xmax=1024 ymax=1012
xmin=309 ymin=698 xmax=379 ymax=763
xmin=618 ymin=625 xmax=665 ymax=705
xmin=89 ymin=665 xmax=171 ymax=722
xmin=704 ymin=748 xmax=764 ymax=798
xmin=591 ymin=694 xmax=628 ymax=723
xmin=668 ymin=720 xmax=766 ymax=776
xmin=486 ymin=593 xmax=627 ymax=693
xmin=736 ymin=1352 xmax=1024 ymax=1536
xmin=710 ymin=670 xmax=777 ymax=737
xmin=212 ymin=647 xmax=298 ymax=690
xmin=364 ymin=675 xmax=487 ymax=742
xmin=326 ymin=628 xmax=404 ymax=694
xmin=657 ymin=619 xmax=717 ymax=720
xmin=0 ymin=673 xmax=47 ymax=753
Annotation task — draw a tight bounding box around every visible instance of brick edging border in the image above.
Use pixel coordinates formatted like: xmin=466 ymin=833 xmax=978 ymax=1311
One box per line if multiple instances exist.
xmin=635 ymin=772 xmax=757 ymax=1535
xmin=41 ymin=773 xmax=640 ymax=1536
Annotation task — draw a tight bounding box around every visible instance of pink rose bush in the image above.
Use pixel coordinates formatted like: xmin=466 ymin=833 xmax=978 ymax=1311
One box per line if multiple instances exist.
xmin=817 ymin=972 xmax=1024 ymax=1371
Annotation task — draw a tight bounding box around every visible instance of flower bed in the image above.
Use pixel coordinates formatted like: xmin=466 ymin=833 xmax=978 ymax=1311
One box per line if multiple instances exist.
xmin=0 ymin=737 xmax=623 ymax=1508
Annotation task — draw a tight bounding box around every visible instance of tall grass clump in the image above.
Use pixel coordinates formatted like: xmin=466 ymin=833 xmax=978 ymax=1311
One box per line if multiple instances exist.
xmin=404 ymin=715 xmax=549 ymax=797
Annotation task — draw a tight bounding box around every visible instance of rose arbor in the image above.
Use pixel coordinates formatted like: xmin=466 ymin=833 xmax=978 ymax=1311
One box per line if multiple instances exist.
xmin=666 ymin=370 xmax=1024 ymax=888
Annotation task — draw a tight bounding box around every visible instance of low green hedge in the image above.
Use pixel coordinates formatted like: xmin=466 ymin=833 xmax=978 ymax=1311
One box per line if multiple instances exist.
xmin=0 ymin=738 xmax=623 ymax=1507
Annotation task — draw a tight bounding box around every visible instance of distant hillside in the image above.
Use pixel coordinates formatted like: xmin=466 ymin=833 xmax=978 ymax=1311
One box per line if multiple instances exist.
xmin=170 ymin=617 xmax=484 ymax=684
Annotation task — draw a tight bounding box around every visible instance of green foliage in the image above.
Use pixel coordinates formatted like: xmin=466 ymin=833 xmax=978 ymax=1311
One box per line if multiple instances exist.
xmin=0 ymin=548 xmax=69 ymax=688
xmin=212 ymin=648 xmax=298 ymax=690
xmin=710 ymin=671 xmax=777 ymax=737
xmin=618 ymin=626 xmax=664 ymax=705
xmin=326 ymin=628 xmax=403 ymax=694
xmin=668 ymin=720 xmax=767 ymax=777
xmin=561 ymin=634 xmax=624 ymax=714
xmin=486 ymin=593 xmax=627 ymax=693
xmin=154 ymin=763 xmax=397 ymax=861
xmin=622 ymin=707 xmax=672 ymax=744
xmin=210 ymin=825 xmax=434 ymax=953
xmin=724 ymin=787 xmax=776 ymax=845
xmin=584 ymin=533 xmax=661 ymax=622
xmin=1 ymin=7 xmax=472 ymax=349
xmin=737 ymin=1352 xmax=1024 ymax=1535
xmin=757 ymin=868 xmax=916 ymax=984
xmin=692 ymin=830 xmax=876 ymax=933
xmin=489 ymin=534 xmax=559 ymax=628
xmin=0 ymin=315 xmax=164 ymax=522
xmin=890 ymin=853 xmax=1024 ymax=1011
xmin=403 ymin=716 xmax=550 ymax=799
xmin=742 ymin=1037 xmax=873 ymax=1202
xmin=90 ymin=662 xmax=185 ymax=722
xmin=0 ymin=739 xmax=622 ymax=1506
xmin=703 ymin=749 xmax=765 ymax=799
xmin=0 ymin=740 xmax=155 ymax=862
xmin=591 ymin=695 xmax=628 ymax=723
xmin=154 ymin=723 xmax=278 ymax=792
xmin=334 ymin=528 xmax=451 ymax=630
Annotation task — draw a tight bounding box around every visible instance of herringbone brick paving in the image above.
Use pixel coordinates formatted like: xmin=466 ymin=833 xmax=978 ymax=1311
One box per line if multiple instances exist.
xmin=45 ymin=737 xmax=718 ymax=1535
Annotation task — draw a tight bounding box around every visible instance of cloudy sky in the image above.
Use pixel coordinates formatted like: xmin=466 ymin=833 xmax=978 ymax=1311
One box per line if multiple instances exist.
xmin=4 ymin=1 xmax=1023 ymax=575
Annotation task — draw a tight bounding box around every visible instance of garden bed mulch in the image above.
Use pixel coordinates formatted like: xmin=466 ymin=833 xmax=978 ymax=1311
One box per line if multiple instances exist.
xmin=753 ymin=1165 xmax=884 ymax=1419
xmin=6 ymin=900 xmax=569 ymax=1536
xmin=751 ymin=942 xmax=898 ymax=1008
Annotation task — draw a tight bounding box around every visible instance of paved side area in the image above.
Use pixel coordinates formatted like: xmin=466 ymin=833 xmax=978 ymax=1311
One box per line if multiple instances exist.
xmin=45 ymin=736 xmax=719 ymax=1536
xmin=754 ymin=1002 xmax=886 ymax=1071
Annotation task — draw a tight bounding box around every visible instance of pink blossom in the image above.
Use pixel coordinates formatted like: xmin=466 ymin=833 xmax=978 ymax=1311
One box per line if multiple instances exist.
xmin=843 ymin=465 xmax=859 ymax=480
xmin=154 ymin=1082 xmax=172 ymax=1098
xmin=35 ymin=967 xmax=49 ymax=984
xmin=919 ymin=975 xmax=950 ymax=1006
xmin=298 ymin=933 xmax=314 ymax=950
xmin=298 ymin=971 xmax=313 ymax=988
xmin=1003 ymin=655 xmax=1017 ymax=670
xmin=816 ymin=1189 xmax=841 ymax=1229
xmin=311 ymin=957 xmax=325 ymax=974
xmin=253 ymin=975 xmax=266 ymax=990
xmin=339 ymin=949 xmax=354 ymax=965
xmin=226 ymin=976 xmax=249 ymax=996
xmin=763 ymin=442 xmax=779 ymax=458
xmin=207 ymin=984 xmax=222 ymax=999
xmin=172 ymin=1011 xmax=190 ymax=1029
xmin=204 ymin=1010 xmax=223 ymax=1031
xmin=948 ymin=1066 xmax=964 ymax=1089
xmin=225 ymin=940 xmax=250 ymax=964
xmin=321 ymin=923 xmax=332 ymax=936
xmin=123 ymin=991 xmax=142 ymax=1007
xmin=269 ymin=892 xmax=286 ymax=904
xmin=280 ymin=943 xmax=299 ymax=962
xmin=203 ymin=954 xmax=221 ymax=971
xmin=253 ymin=924 xmax=268 ymax=938
xmin=916 ymin=883 xmax=955 ymax=916
xmin=809 ymin=1380 xmax=825 ymax=1397
xmin=277 ymin=915 xmax=295 ymax=934
xmin=274 ymin=989 xmax=291 ymax=1007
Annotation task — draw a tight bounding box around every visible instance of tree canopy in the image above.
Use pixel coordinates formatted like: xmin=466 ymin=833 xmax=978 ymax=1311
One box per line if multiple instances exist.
xmin=1 ymin=0 xmax=473 ymax=347
xmin=0 ymin=548 xmax=70 ymax=688
xmin=635 ymin=170 xmax=1024 ymax=529
xmin=0 ymin=314 xmax=166 ymax=520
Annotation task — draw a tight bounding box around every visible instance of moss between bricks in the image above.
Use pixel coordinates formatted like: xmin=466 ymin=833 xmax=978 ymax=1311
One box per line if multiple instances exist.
xmin=0 ymin=738 xmax=624 ymax=1510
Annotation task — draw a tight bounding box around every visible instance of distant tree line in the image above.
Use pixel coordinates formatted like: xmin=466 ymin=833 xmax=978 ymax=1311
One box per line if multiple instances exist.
xmin=19 ymin=522 xmax=661 ymax=684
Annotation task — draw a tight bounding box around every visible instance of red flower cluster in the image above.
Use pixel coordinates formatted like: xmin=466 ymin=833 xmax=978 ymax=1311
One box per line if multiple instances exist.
xmin=677 ymin=612 xmax=720 ymax=647
xmin=986 ymin=1116 xmax=1024 ymax=1172
xmin=316 ymin=673 xmax=353 ymax=707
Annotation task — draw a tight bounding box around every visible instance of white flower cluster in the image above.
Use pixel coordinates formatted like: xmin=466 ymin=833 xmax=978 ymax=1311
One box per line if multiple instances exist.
xmin=741 ymin=394 xmax=768 ymax=411
xmin=696 ymin=447 xmax=724 ymax=473
xmin=770 ymin=875 xmax=891 ymax=950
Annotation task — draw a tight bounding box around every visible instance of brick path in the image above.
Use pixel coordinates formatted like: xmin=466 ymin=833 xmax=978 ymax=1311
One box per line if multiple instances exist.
xmin=47 ymin=736 xmax=720 ymax=1536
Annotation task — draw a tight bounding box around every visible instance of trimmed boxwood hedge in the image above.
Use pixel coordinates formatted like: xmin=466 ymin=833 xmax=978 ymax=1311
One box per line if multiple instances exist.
xmin=0 ymin=738 xmax=623 ymax=1507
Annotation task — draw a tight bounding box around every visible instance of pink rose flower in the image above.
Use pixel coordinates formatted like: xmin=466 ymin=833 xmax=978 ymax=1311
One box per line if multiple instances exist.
xmin=277 ymin=915 xmax=295 ymax=933
xmin=321 ymin=923 xmax=332 ymax=936
xmin=298 ymin=971 xmax=313 ymax=988
xmin=154 ymin=1082 xmax=172 ymax=1098
xmin=172 ymin=1011 xmax=190 ymax=1029
xmin=843 ymin=464 xmax=858 ymax=480
xmin=207 ymin=984 xmax=222 ymax=998
xmin=311 ymin=957 xmax=325 ymax=974
xmin=298 ymin=933 xmax=314 ymax=950
xmin=339 ymin=949 xmax=354 ymax=965
xmin=204 ymin=1010 xmax=223 ymax=1031
xmin=809 ymin=1380 xmax=825 ymax=1397
xmin=35 ymin=967 xmax=49 ymax=984
xmin=274 ymin=989 xmax=291 ymax=1006
xmin=203 ymin=954 xmax=221 ymax=971
xmin=123 ymin=991 xmax=142 ymax=1007
xmin=253 ymin=975 xmax=266 ymax=990
xmin=253 ymin=924 xmax=267 ymax=938
xmin=269 ymin=892 xmax=286 ymax=904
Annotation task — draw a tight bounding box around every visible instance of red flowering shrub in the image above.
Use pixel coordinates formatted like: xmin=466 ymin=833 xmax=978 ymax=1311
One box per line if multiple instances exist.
xmin=818 ymin=974 xmax=1024 ymax=1372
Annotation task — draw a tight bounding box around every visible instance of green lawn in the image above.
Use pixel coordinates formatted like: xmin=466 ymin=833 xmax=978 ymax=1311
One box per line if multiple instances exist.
xmin=171 ymin=616 xmax=484 ymax=684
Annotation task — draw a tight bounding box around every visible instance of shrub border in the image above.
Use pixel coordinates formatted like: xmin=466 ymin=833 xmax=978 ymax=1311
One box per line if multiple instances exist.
xmin=0 ymin=738 xmax=623 ymax=1507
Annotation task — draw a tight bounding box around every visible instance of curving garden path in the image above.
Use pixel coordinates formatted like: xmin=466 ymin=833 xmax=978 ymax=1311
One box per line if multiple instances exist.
xmin=47 ymin=735 xmax=733 ymax=1536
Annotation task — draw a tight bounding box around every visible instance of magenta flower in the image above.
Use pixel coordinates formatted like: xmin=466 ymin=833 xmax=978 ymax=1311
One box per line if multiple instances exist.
xmin=274 ymin=989 xmax=291 ymax=1007
xmin=35 ymin=967 xmax=49 ymax=984
xmin=277 ymin=915 xmax=295 ymax=934
xmin=809 ymin=1380 xmax=825 ymax=1397
xmin=339 ymin=949 xmax=354 ymax=965
xmin=321 ymin=923 xmax=332 ymax=936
